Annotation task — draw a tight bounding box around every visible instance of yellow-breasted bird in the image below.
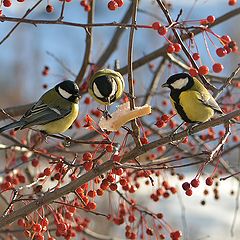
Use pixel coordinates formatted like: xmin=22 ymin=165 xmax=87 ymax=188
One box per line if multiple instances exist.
xmin=161 ymin=73 xmax=223 ymax=123
xmin=0 ymin=81 xmax=80 ymax=134
xmin=88 ymin=69 xmax=125 ymax=106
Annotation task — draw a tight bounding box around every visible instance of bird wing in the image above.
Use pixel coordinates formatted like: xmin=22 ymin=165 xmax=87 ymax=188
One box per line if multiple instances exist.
xmin=20 ymin=99 xmax=71 ymax=129
xmin=198 ymin=92 xmax=223 ymax=114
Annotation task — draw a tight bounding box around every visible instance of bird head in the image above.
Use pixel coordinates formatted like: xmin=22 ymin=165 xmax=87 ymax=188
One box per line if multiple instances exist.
xmin=161 ymin=73 xmax=194 ymax=91
xmin=56 ymin=80 xmax=80 ymax=103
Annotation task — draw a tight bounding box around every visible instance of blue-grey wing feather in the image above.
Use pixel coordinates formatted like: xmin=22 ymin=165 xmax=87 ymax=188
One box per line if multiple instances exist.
xmin=20 ymin=100 xmax=71 ymax=129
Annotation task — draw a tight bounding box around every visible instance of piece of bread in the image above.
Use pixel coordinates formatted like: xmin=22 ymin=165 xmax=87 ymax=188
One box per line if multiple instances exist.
xmin=99 ymin=102 xmax=152 ymax=131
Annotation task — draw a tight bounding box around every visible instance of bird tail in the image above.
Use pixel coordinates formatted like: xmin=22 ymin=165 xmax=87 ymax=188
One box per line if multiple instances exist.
xmin=0 ymin=121 xmax=22 ymax=133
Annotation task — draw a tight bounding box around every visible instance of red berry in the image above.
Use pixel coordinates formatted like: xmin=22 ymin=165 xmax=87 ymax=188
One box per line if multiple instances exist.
xmin=207 ymin=15 xmax=215 ymax=24
xmin=97 ymin=188 xmax=104 ymax=196
xmin=84 ymin=5 xmax=91 ymax=12
xmin=43 ymin=167 xmax=51 ymax=176
xmin=158 ymin=26 xmax=167 ymax=35
xmin=115 ymin=0 xmax=124 ymax=7
xmin=83 ymin=161 xmax=93 ymax=171
xmin=106 ymin=144 xmax=114 ymax=152
xmin=205 ymin=177 xmax=213 ymax=186
xmin=83 ymin=152 xmax=93 ymax=161
xmin=140 ymin=137 xmax=149 ymax=144
xmin=155 ymin=120 xmax=165 ymax=128
xmin=80 ymin=0 xmax=87 ymax=6
xmin=17 ymin=0 xmax=25 ymax=2
xmin=182 ymin=182 xmax=190 ymax=191
xmin=198 ymin=65 xmax=209 ymax=75
xmin=233 ymin=135 xmax=239 ymax=142
xmin=161 ymin=114 xmax=169 ymax=122
xmin=191 ymin=179 xmax=200 ymax=188
xmin=152 ymin=21 xmax=161 ymax=30
xmin=46 ymin=4 xmax=54 ymax=13
xmin=189 ymin=68 xmax=198 ymax=77
xmin=166 ymin=44 xmax=175 ymax=54
xmin=3 ymin=0 xmax=12 ymax=7
xmin=192 ymin=52 xmax=200 ymax=60
xmin=221 ymin=35 xmax=231 ymax=44
xmin=110 ymin=183 xmax=118 ymax=191
xmin=113 ymin=154 xmax=121 ymax=162
xmin=32 ymin=158 xmax=39 ymax=167
xmin=173 ymin=43 xmax=182 ymax=53
xmin=84 ymin=97 xmax=91 ymax=104
xmin=212 ymin=63 xmax=224 ymax=73
xmin=108 ymin=1 xmax=118 ymax=10
xmin=87 ymin=201 xmax=96 ymax=210
xmin=216 ymin=47 xmax=227 ymax=57
xmin=228 ymin=0 xmax=237 ymax=6
xmin=170 ymin=230 xmax=182 ymax=239
xmin=185 ymin=189 xmax=193 ymax=196
xmin=33 ymin=223 xmax=42 ymax=232
xmin=146 ymin=228 xmax=154 ymax=236
xmin=40 ymin=217 xmax=49 ymax=227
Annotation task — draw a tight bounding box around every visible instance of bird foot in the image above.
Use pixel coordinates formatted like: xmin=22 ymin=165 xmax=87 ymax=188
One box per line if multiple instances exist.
xmin=97 ymin=108 xmax=112 ymax=120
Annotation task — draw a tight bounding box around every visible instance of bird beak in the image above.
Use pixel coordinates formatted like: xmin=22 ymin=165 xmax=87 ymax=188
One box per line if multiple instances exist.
xmin=161 ymin=83 xmax=169 ymax=88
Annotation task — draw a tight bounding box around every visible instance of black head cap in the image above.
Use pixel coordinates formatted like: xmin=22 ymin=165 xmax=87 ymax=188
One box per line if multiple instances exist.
xmin=162 ymin=73 xmax=194 ymax=90
xmin=56 ymin=80 xmax=80 ymax=103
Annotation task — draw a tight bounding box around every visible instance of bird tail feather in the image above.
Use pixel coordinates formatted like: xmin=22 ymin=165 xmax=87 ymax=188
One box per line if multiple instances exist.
xmin=0 ymin=121 xmax=22 ymax=133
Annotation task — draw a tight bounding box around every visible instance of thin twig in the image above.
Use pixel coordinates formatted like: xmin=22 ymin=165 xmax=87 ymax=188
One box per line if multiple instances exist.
xmin=0 ymin=0 xmax=43 ymax=45
xmin=75 ymin=0 xmax=94 ymax=85
xmin=127 ymin=0 xmax=141 ymax=147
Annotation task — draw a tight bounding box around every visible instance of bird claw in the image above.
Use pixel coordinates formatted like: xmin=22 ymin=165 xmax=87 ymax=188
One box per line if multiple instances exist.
xmin=124 ymin=92 xmax=136 ymax=100
xmin=97 ymin=108 xmax=112 ymax=120
xmin=186 ymin=124 xmax=196 ymax=136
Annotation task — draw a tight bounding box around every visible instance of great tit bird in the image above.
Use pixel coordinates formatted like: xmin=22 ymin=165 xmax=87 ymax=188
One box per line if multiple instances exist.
xmin=88 ymin=69 xmax=125 ymax=105
xmin=161 ymin=73 xmax=223 ymax=123
xmin=0 ymin=81 xmax=80 ymax=134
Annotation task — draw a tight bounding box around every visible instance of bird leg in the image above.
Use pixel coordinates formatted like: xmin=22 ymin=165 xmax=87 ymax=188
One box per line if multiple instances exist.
xmin=169 ymin=121 xmax=185 ymax=142
xmin=59 ymin=133 xmax=72 ymax=147
xmin=97 ymin=107 xmax=112 ymax=120
xmin=124 ymin=91 xmax=136 ymax=100
xmin=186 ymin=123 xmax=197 ymax=136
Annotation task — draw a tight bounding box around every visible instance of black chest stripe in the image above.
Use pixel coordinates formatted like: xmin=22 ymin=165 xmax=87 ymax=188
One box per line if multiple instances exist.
xmin=171 ymin=91 xmax=195 ymax=123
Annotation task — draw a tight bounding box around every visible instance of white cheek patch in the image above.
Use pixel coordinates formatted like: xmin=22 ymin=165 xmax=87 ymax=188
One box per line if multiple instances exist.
xmin=171 ymin=77 xmax=189 ymax=89
xmin=93 ymin=82 xmax=104 ymax=98
xmin=58 ymin=87 xmax=72 ymax=99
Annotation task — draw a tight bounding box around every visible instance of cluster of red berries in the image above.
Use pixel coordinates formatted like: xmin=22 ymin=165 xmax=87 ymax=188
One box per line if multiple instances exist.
xmin=18 ymin=211 xmax=90 ymax=240
xmin=166 ymin=43 xmax=182 ymax=54
xmin=150 ymin=180 xmax=177 ymax=202
xmin=152 ymin=21 xmax=168 ymax=36
xmin=3 ymin=0 xmax=25 ymax=7
xmin=108 ymin=0 xmax=124 ymax=11
xmin=155 ymin=114 xmax=170 ymax=128
xmin=80 ymin=0 xmax=91 ymax=12
xmin=182 ymin=177 xmax=213 ymax=196
xmin=0 ymin=173 xmax=25 ymax=191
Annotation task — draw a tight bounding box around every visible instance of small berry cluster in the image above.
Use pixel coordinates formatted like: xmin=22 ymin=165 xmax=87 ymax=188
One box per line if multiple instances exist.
xmin=108 ymin=0 xmax=124 ymax=11
xmin=80 ymin=0 xmax=91 ymax=12
xmin=182 ymin=176 xmax=214 ymax=197
xmin=155 ymin=114 xmax=170 ymax=128
xmin=150 ymin=180 xmax=177 ymax=202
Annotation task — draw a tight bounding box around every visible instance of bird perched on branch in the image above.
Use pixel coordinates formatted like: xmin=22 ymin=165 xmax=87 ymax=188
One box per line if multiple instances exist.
xmin=88 ymin=68 xmax=125 ymax=105
xmin=0 ymin=81 xmax=80 ymax=134
xmin=161 ymin=73 xmax=224 ymax=123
